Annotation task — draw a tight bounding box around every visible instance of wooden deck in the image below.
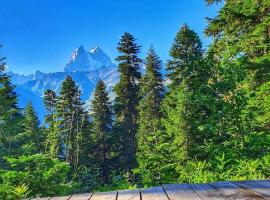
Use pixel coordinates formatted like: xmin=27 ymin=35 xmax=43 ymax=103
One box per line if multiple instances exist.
xmin=30 ymin=180 xmax=270 ymax=200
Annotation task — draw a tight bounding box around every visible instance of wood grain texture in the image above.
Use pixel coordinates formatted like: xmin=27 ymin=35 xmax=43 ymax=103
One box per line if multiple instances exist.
xmin=210 ymin=181 xmax=264 ymax=200
xmin=90 ymin=191 xmax=117 ymax=200
xmin=234 ymin=180 xmax=270 ymax=199
xmin=163 ymin=183 xmax=202 ymax=200
xmin=69 ymin=193 xmax=92 ymax=200
xmin=29 ymin=180 xmax=270 ymax=200
xmin=117 ymin=189 xmax=140 ymax=200
xmin=141 ymin=186 xmax=168 ymax=200
xmin=49 ymin=195 xmax=72 ymax=200
xmin=190 ymin=183 xmax=225 ymax=199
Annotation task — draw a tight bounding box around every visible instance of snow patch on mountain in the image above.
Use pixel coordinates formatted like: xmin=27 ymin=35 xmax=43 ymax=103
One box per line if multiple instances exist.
xmin=64 ymin=45 xmax=113 ymax=72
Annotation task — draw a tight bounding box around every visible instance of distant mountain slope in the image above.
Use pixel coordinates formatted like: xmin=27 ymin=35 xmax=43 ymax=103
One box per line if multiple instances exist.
xmin=9 ymin=45 xmax=166 ymax=120
xmin=8 ymin=46 xmax=119 ymax=120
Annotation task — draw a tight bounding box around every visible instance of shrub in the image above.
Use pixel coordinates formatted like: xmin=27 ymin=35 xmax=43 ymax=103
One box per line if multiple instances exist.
xmin=0 ymin=154 xmax=78 ymax=199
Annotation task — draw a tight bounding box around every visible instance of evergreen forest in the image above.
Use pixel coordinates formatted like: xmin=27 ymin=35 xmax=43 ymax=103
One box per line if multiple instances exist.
xmin=1 ymin=1 xmax=270 ymax=199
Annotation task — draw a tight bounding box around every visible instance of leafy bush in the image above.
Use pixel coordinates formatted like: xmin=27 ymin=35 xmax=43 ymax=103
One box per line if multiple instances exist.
xmin=95 ymin=172 xmax=137 ymax=192
xmin=177 ymin=154 xmax=270 ymax=184
xmin=0 ymin=154 xmax=78 ymax=199
xmin=0 ymin=183 xmax=30 ymax=200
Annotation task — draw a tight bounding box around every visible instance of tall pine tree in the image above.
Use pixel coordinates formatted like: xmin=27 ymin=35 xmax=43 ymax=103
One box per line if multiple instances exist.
xmin=0 ymin=45 xmax=22 ymax=159
xmin=162 ymin=25 xmax=212 ymax=171
xmin=56 ymin=75 xmax=86 ymax=170
xmin=166 ymin=24 xmax=204 ymax=89
xmin=90 ymin=80 xmax=113 ymax=184
xmin=113 ymin=32 xmax=142 ymax=171
xmin=44 ymin=89 xmax=59 ymax=158
xmin=136 ymin=47 xmax=165 ymax=185
xmin=20 ymin=102 xmax=43 ymax=154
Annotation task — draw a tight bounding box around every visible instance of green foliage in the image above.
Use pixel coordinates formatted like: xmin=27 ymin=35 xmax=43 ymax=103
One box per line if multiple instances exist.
xmin=0 ymin=45 xmax=23 ymax=160
xmin=89 ymin=80 xmax=114 ymax=184
xmin=136 ymin=47 xmax=165 ymax=186
xmin=0 ymin=154 xmax=76 ymax=199
xmin=158 ymin=25 xmax=213 ymax=187
xmin=113 ymin=32 xmax=142 ymax=171
xmin=0 ymin=183 xmax=30 ymax=200
xmin=1 ymin=0 xmax=270 ymax=196
xmin=18 ymin=102 xmax=44 ymax=154
xmin=204 ymin=0 xmax=270 ymax=160
xmin=205 ymin=0 xmax=221 ymax=6
xmin=56 ymin=76 xmax=87 ymax=170
xmin=13 ymin=183 xmax=31 ymax=199
xmin=177 ymin=154 xmax=270 ymax=183
xmin=166 ymin=24 xmax=203 ymax=88
xmin=95 ymin=172 xmax=137 ymax=192
xmin=205 ymin=0 xmax=270 ymax=60
xmin=247 ymin=81 xmax=270 ymax=133
xmin=44 ymin=89 xmax=59 ymax=158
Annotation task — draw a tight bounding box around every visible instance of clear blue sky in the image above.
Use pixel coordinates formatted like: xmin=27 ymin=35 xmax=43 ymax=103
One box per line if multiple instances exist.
xmin=0 ymin=0 xmax=221 ymax=74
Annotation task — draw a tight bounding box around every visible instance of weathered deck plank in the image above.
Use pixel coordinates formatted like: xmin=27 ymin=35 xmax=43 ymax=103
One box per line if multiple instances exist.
xmin=234 ymin=180 xmax=270 ymax=199
xmin=117 ymin=189 xmax=140 ymax=200
xmin=190 ymin=183 xmax=226 ymax=199
xmin=29 ymin=180 xmax=270 ymax=200
xmin=163 ymin=183 xmax=202 ymax=200
xmin=49 ymin=195 xmax=72 ymax=200
xmin=141 ymin=186 xmax=168 ymax=200
xmin=90 ymin=191 xmax=117 ymax=200
xmin=69 ymin=193 xmax=92 ymax=200
xmin=30 ymin=197 xmax=50 ymax=200
xmin=210 ymin=181 xmax=264 ymax=200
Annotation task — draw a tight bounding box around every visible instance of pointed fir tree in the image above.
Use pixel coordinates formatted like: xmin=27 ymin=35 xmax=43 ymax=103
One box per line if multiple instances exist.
xmin=78 ymin=113 xmax=92 ymax=167
xmin=166 ymin=24 xmax=203 ymax=89
xmin=0 ymin=46 xmax=22 ymax=159
xmin=20 ymin=102 xmax=43 ymax=154
xmin=56 ymin=75 xmax=86 ymax=170
xmin=90 ymin=80 xmax=113 ymax=184
xmin=136 ymin=47 xmax=165 ymax=185
xmin=162 ymin=25 xmax=212 ymax=168
xmin=44 ymin=89 xmax=59 ymax=158
xmin=113 ymin=32 xmax=142 ymax=171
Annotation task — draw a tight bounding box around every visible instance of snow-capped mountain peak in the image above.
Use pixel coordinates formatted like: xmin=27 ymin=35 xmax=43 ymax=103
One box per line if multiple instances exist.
xmin=72 ymin=45 xmax=87 ymax=59
xmin=64 ymin=45 xmax=90 ymax=72
xmin=64 ymin=45 xmax=113 ymax=72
